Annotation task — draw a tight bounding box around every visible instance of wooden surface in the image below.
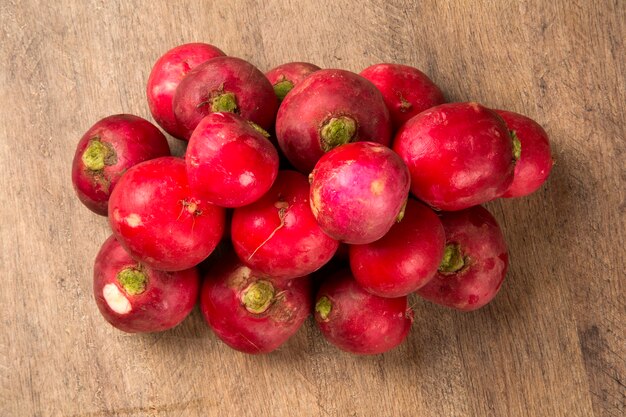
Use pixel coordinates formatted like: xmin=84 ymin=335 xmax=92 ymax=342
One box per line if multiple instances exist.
xmin=1 ymin=1 xmax=624 ymax=416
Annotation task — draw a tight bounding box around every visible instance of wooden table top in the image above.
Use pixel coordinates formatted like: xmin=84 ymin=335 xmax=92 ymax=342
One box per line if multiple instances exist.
xmin=1 ymin=1 xmax=624 ymax=416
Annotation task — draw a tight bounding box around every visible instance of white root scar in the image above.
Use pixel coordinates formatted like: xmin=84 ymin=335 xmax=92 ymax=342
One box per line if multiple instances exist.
xmin=126 ymin=213 xmax=142 ymax=227
xmin=239 ymin=172 xmax=254 ymax=186
xmin=103 ymin=283 xmax=132 ymax=314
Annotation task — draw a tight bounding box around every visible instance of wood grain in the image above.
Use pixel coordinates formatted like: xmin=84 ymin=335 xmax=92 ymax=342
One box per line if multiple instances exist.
xmin=1 ymin=0 xmax=624 ymax=416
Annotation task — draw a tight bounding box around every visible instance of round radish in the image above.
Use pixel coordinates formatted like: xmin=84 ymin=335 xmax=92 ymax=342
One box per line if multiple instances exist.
xmin=232 ymin=170 xmax=339 ymax=279
xmin=200 ymin=251 xmax=312 ymax=354
xmin=173 ymin=56 xmax=277 ymax=140
xmin=314 ymin=269 xmax=413 ymax=355
xmin=146 ymin=43 xmax=225 ymax=139
xmin=276 ymin=69 xmax=392 ymax=173
xmin=309 ymin=141 xmax=410 ymax=244
xmin=349 ymin=199 xmax=445 ymax=297
xmin=265 ymin=62 xmax=320 ymax=101
xmin=393 ymin=102 xmax=515 ymax=211
xmin=495 ymin=110 xmax=553 ymax=198
xmin=93 ymin=235 xmax=199 ymax=333
xmin=416 ymin=205 xmax=508 ymax=311
xmin=186 ymin=112 xmax=279 ymax=207
xmin=360 ymin=63 xmax=445 ymax=130
xmin=108 ymin=157 xmax=225 ymax=271
xmin=71 ymin=114 xmax=170 ymax=216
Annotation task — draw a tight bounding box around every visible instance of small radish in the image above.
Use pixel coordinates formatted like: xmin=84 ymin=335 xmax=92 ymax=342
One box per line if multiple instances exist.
xmin=309 ymin=141 xmax=410 ymax=244
xmin=360 ymin=63 xmax=445 ymax=130
xmin=349 ymin=199 xmax=445 ymax=297
xmin=314 ymin=269 xmax=413 ymax=355
xmin=393 ymin=102 xmax=515 ymax=211
xmin=146 ymin=43 xmax=225 ymax=139
xmin=71 ymin=114 xmax=170 ymax=216
xmin=495 ymin=110 xmax=553 ymax=198
xmin=186 ymin=112 xmax=279 ymax=207
xmin=173 ymin=56 xmax=277 ymax=140
xmin=265 ymin=62 xmax=320 ymax=101
xmin=200 ymin=250 xmax=312 ymax=354
xmin=108 ymin=157 xmax=225 ymax=271
xmin=276 ymin=69 xmax=392 ymax=173
xmin=93 ymin=235 xmax=199 ymax=333
xmin=231 ymin=170 xmax=339 ymax=279
xmin=416 ymin=205 xmax=508 ymax=311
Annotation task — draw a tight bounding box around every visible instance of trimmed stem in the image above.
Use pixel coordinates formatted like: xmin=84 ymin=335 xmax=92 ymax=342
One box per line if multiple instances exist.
xmin=320 ymin=116 xmax=357 ymax=152
xmin=273 ymin=80 xmax=294 ymax=101
xmin=116 ymin=267 xmax=147 ymax=295
xmin=511 ymin=130 xmax=522 ymax=161
xmin=242 ymin=280 xmax=275 ymax=314
xmin=315 ymin=296 xmax=332 ymax=321
xmin=439 ymin=243 xmax=465 ymax=274
xmin=211 ymin=92 xmax=238 ymax=113
xmin=82 ymin=139 xmax=114 ymax=171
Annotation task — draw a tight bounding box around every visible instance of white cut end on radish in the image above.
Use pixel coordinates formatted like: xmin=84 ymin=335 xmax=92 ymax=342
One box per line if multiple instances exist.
xmin=126 ymin=213 xmax=142 ymax=227
xmin=103 ymin=283 xmax=132 ymax=315
xmin=239 ymin=172 xmax=254 ymax=186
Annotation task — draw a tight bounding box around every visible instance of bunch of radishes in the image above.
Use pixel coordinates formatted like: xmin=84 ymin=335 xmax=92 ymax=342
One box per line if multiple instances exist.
xmin=72 ymin=43 xmax=553 ymax=355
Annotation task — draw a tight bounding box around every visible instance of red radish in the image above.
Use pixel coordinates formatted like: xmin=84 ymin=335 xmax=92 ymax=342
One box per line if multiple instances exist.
xmin=146 ymin=43 xmax=225 ymax=139
xmin=93 ymin=235 xmax=199 ymax=333
xmin=231 ymin=170 xmax=339 ymax=279
xmin=393 ymin=102 xmax=515 ymax=211
xmin=173 ymin=56 xmax=278 ymax=140
xmin=349 ymin=199 xmax=445 ymax=297
xmin=265 ymin=62 xmax=320 ymax=101
xmin=360 ymin=63 xmax=445 ymax=130
xmin=276 ymin=69 xmax=392 ymax=173
xmin=309 ymin=141 xmax=410 ymax=244
xmin=495 ymin=110 xmax=553 ymax=197
xmin=186 ymin=112 xmax=279 ymax=207
xmin=416 ymin=205 xmax=508 ymax=311
xmin=314 ymin=269 xmax=413 ymax=355
xmin=71 ymin=114 xmax=170 ymax=216
xmin=200 ymin=251 xmax=312 ymax=354
xmin=108 ymin=157 xmax=225 ymax=271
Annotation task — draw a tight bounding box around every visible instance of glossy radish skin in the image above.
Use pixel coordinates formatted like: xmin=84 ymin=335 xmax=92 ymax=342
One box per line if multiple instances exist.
xmin=186 ymin=112 xmax=279 ymax=207
xmin=314 ymin=270 xmax=413 ymax=355
xmin=146 ymin=43 xmax=225 ymax=139
xmin=416 ymin=205 xmax=508 ymax=311
xmin=232 ymin=170 xmax=339 ymax=279
xmin=360 ymin=63 xmax=445 ymax=130
xmin=71 ymin=114 xmax=170 ymax=216
xmin=108 ymin=157 xmax=225 ymax=271
xmin=495 ymin=110 xmax=553 ymax=198
xmin=93 ymin=235 xmax=199 ymax=333
xmin=349 ymin=199 xmax=445 ymax=297
xmin=393 ymin=102 xmax=515 ymax=211
xmin=265 ymin=62 xmax=321 ymax=101
xmin=200 ymin=252 xmax=312 ymax=354
xmin=173 ymin=56 xmax=278 ymax=140
xmin=276 ymin=69 xmax=392 ymax=173
xmin=310 ymin=142 xmax=410 ymax=244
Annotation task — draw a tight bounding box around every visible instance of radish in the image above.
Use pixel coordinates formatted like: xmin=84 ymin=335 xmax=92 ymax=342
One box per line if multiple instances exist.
xmin=108 ymin=157 xmax=224 ymax=271
xmin=231 ymin=170 xmax=339 ymax=279
xmin=71 ymin=114 xmax=170 ymax=215
xmin=416 ymin=205 xmax=508 ymax=311
xmin=309 ymin=141 xmax=410 ymax=244
xmin=360 ymin=63 xmax=445 ymax=130
xmin=186 ymin=112 xmax=279 ymax=207
xmin=314 ymin=269 xmax=413 ymax=354
xmin=265 ymin=62 xmax=320 ymax=101
xmin=349 ymin=199 xmax=445 ymax=297
xmin=275 ymin=69 xmax=392 ymax=173
xmin=146 ymin=43 xmax=225 ymax=139
xmin=173 ymin=56 xmax=277 ymax=140
xmin=200 ymin=250 xmax=311 ymax=354
xmin=393 ymin=102 xmax=515 ymax=211
xmin=495 ymin=110 xmax=553 ymax=197
xmin=93 ymin=235 xmax=199 ymax=333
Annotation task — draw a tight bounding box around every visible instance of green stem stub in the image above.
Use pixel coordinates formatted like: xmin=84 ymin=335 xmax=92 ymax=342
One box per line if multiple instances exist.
xmin=315 ymin=296 xmax=332 ymax=321
xmin=511 ymin=130 xmax=522 ymax=161
xmin=320 ymin=116 xmax=357 ymax=152
xmin=273 ymin=80 xmax=294 ymax=101
xmin=210 ymin=92 xmax=238 ymax=113
xmin=396 ymin=199 xmax=408 ymax=223
xmin=247 ymin=121 xmax=270 ymax=138
xmin=242 ymin=280 xmax=275 ymax=314
xmin=117 ymin=267 xmax=147 ymax=295
xmin=82 ymin=139 xmax=115 ymax=171
xmin=439 ymin=243 xmax=465 ymax=274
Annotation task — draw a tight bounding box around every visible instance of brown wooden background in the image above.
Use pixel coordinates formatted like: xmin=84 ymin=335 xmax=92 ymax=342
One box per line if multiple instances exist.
xmin=1 ymin=1 xmax=624 ymax=416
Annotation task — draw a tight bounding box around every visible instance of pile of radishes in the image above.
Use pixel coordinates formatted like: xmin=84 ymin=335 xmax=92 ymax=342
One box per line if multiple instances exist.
xmin=72 ymin=43 xmax=553 ymax=355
